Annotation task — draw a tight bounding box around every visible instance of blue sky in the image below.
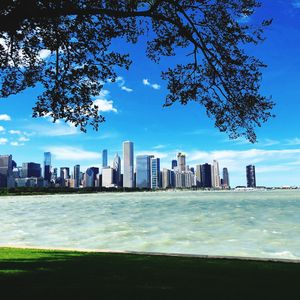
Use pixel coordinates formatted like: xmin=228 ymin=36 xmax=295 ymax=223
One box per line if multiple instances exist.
xmin=1 ymin=0 xmax=300 ymax=187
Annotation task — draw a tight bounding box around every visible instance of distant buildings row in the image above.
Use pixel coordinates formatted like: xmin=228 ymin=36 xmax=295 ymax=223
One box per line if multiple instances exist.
xmin=0 ymin=141 xmax=257 ymax=190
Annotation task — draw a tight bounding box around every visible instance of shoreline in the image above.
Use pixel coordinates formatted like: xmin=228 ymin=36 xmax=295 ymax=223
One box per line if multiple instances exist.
xmin=1 ymin=245 xmax=300 ymax=264
xmin=1 ymin=188 xmax=299 ymax=198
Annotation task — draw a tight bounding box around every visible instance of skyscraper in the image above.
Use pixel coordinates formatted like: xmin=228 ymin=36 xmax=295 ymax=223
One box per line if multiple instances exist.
xmin=44 ymin=152 xmax=51 ymax=182
xmin=102 ymin=149 xmax=108 ymax=168
xmin=246 ymin=165 xmax=256 ymax=188
xmin=211 ymin=160 xmax=221 ymax=188
xmin=162 ymin=168 xmax=171 ymax=189
xmin=22 ymin=162 xmax=41 ymax=178
xmin=73 ymin=164 xmax=80 ymax=188
xmin=171 ymin=160 xmax=177 ymax=170
xmin=0 ymin=155 xmax=13 ymax=188
xmin=177 ymin=153 xmax=186 ymax=172
xmin=201 ymin=163 xmax=212 ymax=188
xmin=195 ymin=165 xmax=202 ymax=187
xmin=150 ymin=157 xmax=160 ymax=189
xmin=123 ymin=141 xmax=134 ymax=188
xmin=113 ymin=153 xmax=121 ymax=187
xmin=222 ymin=167 xmax=230 ymax=188
xmin=102 ymin=167 xmax=114 ymax=187
xmin=136 ymin=155 xmax=151 ymax=189
xmin=60 ymin=167 xmax=70 ymax=187
xmin=84 ymin=168 xmax=95 ymax=187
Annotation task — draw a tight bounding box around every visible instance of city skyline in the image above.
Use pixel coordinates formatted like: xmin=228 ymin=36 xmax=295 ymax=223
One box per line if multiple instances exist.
xmin=1 ymin=137 xmax=300 ymax=188
xmin=1 ymin=0 xmax=300 ymax=187
xmin=0 ymin=143 xmax=235 ymax=190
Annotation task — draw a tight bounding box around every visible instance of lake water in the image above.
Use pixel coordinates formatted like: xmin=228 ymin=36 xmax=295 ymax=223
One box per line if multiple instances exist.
xmin=0 ymin=190 xmax=300 ymax=260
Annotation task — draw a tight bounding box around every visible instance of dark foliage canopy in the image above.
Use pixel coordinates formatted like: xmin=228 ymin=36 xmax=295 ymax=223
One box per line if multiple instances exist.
xmin=0 ymin=0 xmax=274 ymax=142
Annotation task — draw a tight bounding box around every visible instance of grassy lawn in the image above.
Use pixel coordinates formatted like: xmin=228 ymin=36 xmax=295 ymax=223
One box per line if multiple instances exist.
xmin=0 ymin=248 xmax=299 ymax=299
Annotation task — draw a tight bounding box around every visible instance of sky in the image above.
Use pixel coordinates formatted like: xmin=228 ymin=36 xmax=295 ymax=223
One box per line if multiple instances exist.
xmin=1 ymin=0 xmax=300 ymax=187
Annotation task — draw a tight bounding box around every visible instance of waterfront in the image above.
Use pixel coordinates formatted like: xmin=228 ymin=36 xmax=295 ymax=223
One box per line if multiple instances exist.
xmin=0 ymin=190 xmax=299 ymax=260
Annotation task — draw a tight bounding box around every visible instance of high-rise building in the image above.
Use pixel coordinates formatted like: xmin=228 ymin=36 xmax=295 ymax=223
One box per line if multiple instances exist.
xmin=60 ymin=167 xmax=70 ymax=187
xmin=246 ymin=165 xmax=256 ymax=188
xmin=201 ymin=163 xmax=212 ymax=188
xmin=177 ymin=152 xmax=186 ymax=172
xmin=211 ymin=160 xmax=221 ymax=188
xmin=123 ymin=141 xmax=134 ymax=188
xmin=102 ymin=149 xmax=108 ymax=168
xmin=162 ymin=168 xmax=171 ymax=189
xmin=90 ymin=167 xmax=99 ymax=187
xmin=184 ymin=171 xmax=194 ymax=188
xmin=113 ymin=153 xmax=121 ymax=187
xmin=73 ymin=165 xmax=80 ymax=188
xmin=195 ymin=165 xmax=202 ymax=187
xmin=170 ymin=170 xmax=176 ymax=188
xmin=84 ymin=168 xmax=95 ymax=187
xmin=171 ymin=160 xmax=177 ymax=170
xmin=51 ymin=168 xmax=58 ymax=183
xmin=150 ymin=157 xmax=160 ymax=189
xmin=102 ymin=167 xmax=115 ymax=188
xmin=222 ymin=167 xmax=230 ymax=188
xmin=22 ymin=162 xmax=41 ymax=178
xmin=44 ymin=152 xmax=51 ymax=181
xmin=136 ymin=155 xmax=151 ymax=189
xmin=175 ymin=171 xmax=185 ymax=188
xmin=0 ymin=155 xmax=13 ymax=188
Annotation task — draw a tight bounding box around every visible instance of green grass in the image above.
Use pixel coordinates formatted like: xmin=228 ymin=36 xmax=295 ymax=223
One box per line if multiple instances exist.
xmin=0 ymin=248 xmax=299 ymax=299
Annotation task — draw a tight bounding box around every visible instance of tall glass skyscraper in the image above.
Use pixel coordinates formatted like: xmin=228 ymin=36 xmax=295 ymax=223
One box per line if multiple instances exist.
xmin=113 ymin=153 xmax=121 ymax=187
xmin=201 ymin=163 xmax=212 ymax=188
xmin=136 ymin=155 xmax=151 ymax=188
xmin=44 ymin=152 xmax=51 ymax=181
xmin=85 ymin=168 xmax=95 ymax=187
xmin=246 ymin=165 xmax=256 ymax=188
xmin=222 ymin=167 xmax=230 ymax=188
xmin=73 ymin=164 xmax=80 ymax=188
xmin=123 ymin=141 xmax=134 ymax=188
xmin=102 ymin=149 xmax=108 ymax=168
xmin=0 ymin=155 xmax=13 ymax=188
xmin=151 ymin=157 xmax=160 ymax=189
xmin=22 ymin=162 xmax=41 ymax=178
xmin=171 ymin=160 xmax=177 ymax=169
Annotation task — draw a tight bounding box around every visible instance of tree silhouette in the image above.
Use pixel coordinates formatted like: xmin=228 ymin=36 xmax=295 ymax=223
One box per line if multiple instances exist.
xmin=0 ymin=0 xmax=273 ymax=142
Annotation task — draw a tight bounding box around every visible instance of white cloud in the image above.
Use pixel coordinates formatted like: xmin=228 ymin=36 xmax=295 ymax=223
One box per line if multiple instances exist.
xmin=93 ymin=89 xmax=118 ymax=113
xmin=47 ymin=146 xmax=101 ymax=161
xmin=142 ymin=78 xmax=161 ymax=90
xmin=9 ymin=130 xmax=21 ymax=135
xmin=143 ymin=79 xmax=150 ymax=86
xmin=285 ymin=138 xmax=300 ymax=146
xmin=136 ymin=150 xmax=169 ymax=159
xmin=0 ymin=126 xmax=5 ymax=132
xmin=39 ymin=123 xmax=78 ymax=137
xmin=0 ymin=138 xmax=8 ymax=145
xmin=93 ymin=99 xmax=117 ymax=113
xmin=153 ymin=144 xmax=166 ymax=150
xmin=10 ymin=141 xmax=24 ymax=147
xmin=121 ymin=86 xmax=133 ymax=92
xmin=39 ymin=49 xmax=51 ymax=60
xmin=115 ymin=76 xmax=133 ymax=92
xmin=151 ymin=83 xmax=161 ymax=90
xmin=19 ymin=136 xmax=30 ymax=142
xmin=0 ymin=114 xmax=11 ymax=121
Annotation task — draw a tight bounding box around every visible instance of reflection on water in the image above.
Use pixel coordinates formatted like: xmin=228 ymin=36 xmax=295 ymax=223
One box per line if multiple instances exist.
xmin=0 ymin=190 xmax=300 ymax=259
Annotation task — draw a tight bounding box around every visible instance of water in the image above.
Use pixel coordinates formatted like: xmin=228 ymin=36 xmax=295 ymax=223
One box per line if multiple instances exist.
xmin=0 ymin=190 xmax=300 ymax=260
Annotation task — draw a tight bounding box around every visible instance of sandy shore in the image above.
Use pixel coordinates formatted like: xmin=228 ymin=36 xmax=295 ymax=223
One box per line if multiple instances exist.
xmin=1 ymin=244 xmax=300 ymax=264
